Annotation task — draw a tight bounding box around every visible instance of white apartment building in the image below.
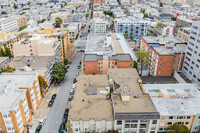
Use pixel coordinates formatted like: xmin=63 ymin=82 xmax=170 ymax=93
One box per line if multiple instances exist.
xmin=114 ymin=17 xmax=149 ymax=37
xmin=0 ymin=18 xmax=18 ymax=33
xmin=0 ymin=73 xmax=42 ymax=133
xmin=90 ymin=18 xmax=107 ymax=33
xmin=183 ymin=21 xmax=200 ymax=85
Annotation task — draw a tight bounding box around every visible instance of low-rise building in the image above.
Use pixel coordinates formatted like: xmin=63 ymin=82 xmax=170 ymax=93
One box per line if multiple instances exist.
xmin=177 ymin=27 xmax=191 ymax=43
xmin=0 ymin=17 xmax=18 ymax=33
xmin=0 ymin=57 xmax=9 ymax=68
xmin=67 ymin=24 xmax=79 ymax=43
xmin=82 ymin=33 xmax=137 ymax=74
xmin=155 ymin=23 xmax=173 ymax=36
xmin=0 ymin=73 xmax=42 ymax=133
xmin=140 ymin=36 xmax=187 ymax=76
xmin=114 ymin=17 xmax=149 ymax=37
xmin=90 ymin=18 xmax=107 ymax=33
xmin=69 ymin=68 xmax=160 ymax=133
xmin=14 ymin=15 xmax=28 ymax=29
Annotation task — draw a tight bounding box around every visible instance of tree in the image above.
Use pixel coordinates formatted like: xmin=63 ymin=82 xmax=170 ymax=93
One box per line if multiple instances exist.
xmin=53 ymin=62 xmax=68 ymax=83
xmin=75 ymin=34 xmax=79 ymax=40
xmin=144 ymin=13 xmax=148 ymax=18
xmin=49 ymin=12 xmax=53 ymax=17
xmin=41 ymin=19 xmax=46 ymax=23
xmin=165 ymin=124 xmax=190 ymax=133
xmin=53 ymin=17 xmax=62 ymax=28
xmin=123 ymin=33 xmax=129 ymax=40
xmin=27 ymin=1 xmax=31 ymax=5
xmin=160 ymin=2 xmax=163 ymax=7
xmin=105 ymin=130 xmax=119 ymax=133
xmin=130 ymin=35 xmax=134 ymax=41
xmin=136 ymin=49 xmax=149 ymax=76
xmin=38 ymin=75 xmax=48 ymax=95
xmin=0 ymin=65 xmax=15 ymax=74
xmin=146 ymin=32 xmax=151 ymax=36
xmin=1 ymin=11 xmax=7 ymax=14
xmin=5 ymin=48 xmax=13 ymax=58
xmin=133 ymin=60 xmax=137 ymax=69
xmin=19 ymin=25 xmax=27 ymax=31
xmin=0 ymin=48 xmax=5 ymax=56
xmin=13 ymin=4 xmax=18 ymax=9
xmin=64 ymin=2 xmax=67 ymax=6
xmin=63 ymin=58 xmax=68 ymax=65
xmin=103 ymin=11 xmax=113 ymax=17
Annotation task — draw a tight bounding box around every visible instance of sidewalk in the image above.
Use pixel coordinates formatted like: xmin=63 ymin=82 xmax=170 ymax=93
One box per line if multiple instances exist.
xmin=29 ymin=85 xmax=59 ymax=133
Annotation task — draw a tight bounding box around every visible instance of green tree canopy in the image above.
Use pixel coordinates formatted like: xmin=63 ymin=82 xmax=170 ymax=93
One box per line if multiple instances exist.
xmin=13 ymin=4 xmax=18 ymax=9
xmin=165 ymin=124 xmax=190 ymax=133
xmin=0 ymin=48 xmax=13 ymax=58
xmin=160 ymin=2 xmax=163 ymax=7
xmin=133 ymin=60 xmax=137 ymax=69
xmin=105 ymin=130 xmax=119 ymax=133
xmin=144 ymin=13 xmax=148 ymax=18
xmin=136 ymin=49 xmax=149 ymax=76
xmin=103 ymin=11 xmax=113 ymax=17
xmin=41 ymin=19 xmax=46 ymax=23
xmin=1 ymin=11 xmax=7 ymax=14
xmin=0 ymin=65 xmax=15 ymax=74
xmin=63 ymin=58 xmax=68 ymax=65
xmin=53 ymin=62 xmax=67 ymax=83
xmin=53 ymin=17 xmax=62 ymax=28
xmin=130 ymin=35 xmax=134 ymax=41
xmin=38 ymin=75 xmax=48 ymax=94
xmin=123 ymin=33 xmax=129 ymax=39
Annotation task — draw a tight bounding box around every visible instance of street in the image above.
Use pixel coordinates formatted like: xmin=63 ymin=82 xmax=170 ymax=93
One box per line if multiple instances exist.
xmin=37 ymin=52 xmax=82 ymax=133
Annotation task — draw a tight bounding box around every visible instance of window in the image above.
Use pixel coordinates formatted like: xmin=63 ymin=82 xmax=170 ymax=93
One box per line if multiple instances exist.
xmin=185 ymin=122 xmax=189 ymax=125
xmin=152 ymin=120 xmax=157 ymax=124
xmin=140 ymin=124 xmax=146 ymax=128
xmin=159 ymin=128 xmax=163 ymax=131
xmin=117 ymin=120 xmax=122 ymax=125
xmin=131 ymin=124 xmax=137 ymax=128
xmin=131 ymin=120 xmax=138 ymax=123
xmin=140 ymin=120 xmax=147 ymax=122
xmin=125 ymin=124 xmax=130 ymax=128
xmin=75 ymin=128 xmax=79 ymax=131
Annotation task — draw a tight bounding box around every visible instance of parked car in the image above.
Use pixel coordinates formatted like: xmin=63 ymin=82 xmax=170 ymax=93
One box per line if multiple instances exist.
xmin=68 ymin=95 xmax=73 ymax=101
xmin=62 ymin=116 xmax=67 ymax=123
xmin=39 ymin=116 xmax=47 ymax=125
xmin=51 ymin=94 xmax=57 ymax=100
xmin=70 ymin=89 xmax=74 ymax=95
xmin=58 ymin=81 xmax=63 ymax=86
xmin=35 ymin=125 xmax=42 ymax=133
xmin=73 ymin=78 xmax=77 ymax=83
xmin=79 ymin=61 xmax=82 ymax=65
xmin=64 ymin=108 xmax=69 ymax=116
xmin=59 ymin=123 xmax=67 ymax=133
xmin=77 ymin=65 xmax=81 ymax=69
xmin=69 ymin=61 xmax=72 ymax=64
xmin=72 ymin=84 xmax=76 ymax=89
xmin=66 ymin=65 xmax=70 ymax=69
xmin=76 ymin=72 xmax=79 ymax=76
xmin=48 ymin=100 xmax=54 ymax=107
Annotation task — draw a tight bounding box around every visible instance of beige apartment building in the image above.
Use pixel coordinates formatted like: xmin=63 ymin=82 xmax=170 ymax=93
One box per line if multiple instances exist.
xmin=12 ymin=34 xmax=62 ymax=58
xmin=177 ymin=27 xmax=191 ymax=43
xmin=143 ymin=83 xmax=200 ymax=133
xmin=0 ymin=73 xmax=42 ymax=133
xmin=68 ymin=68 xmax=160 ymax=133
xmin=14 ymin=15 xmax=28 ymax=29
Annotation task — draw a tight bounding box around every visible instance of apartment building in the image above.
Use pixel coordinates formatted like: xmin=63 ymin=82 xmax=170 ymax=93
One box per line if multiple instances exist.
xmin=69 ymin=68 xmax=160 ymax=133
xmin=155 ymin=23 xmax=173 ymax=36
xmin=67 ymin=24 xmax=78 ymax=43
xmin=0 ymin=17 xmax=18 ymax=33
xmin=182 ymin=21 xmax=200 ymax=85
xmin=12 ymin=34 xmax=62 ymax=60
xmin=0 ymin=73 xmax=42 ymax=133
xmin=108 ymin=69 xmax=160 ymax=133
xmin=0 ymin=33 xmax=23 ymax=52
xmin=90 ymin=18 xmax=107 ymax=33
xmin=143 ymin=83 xmax=200 ymax=133
xmin=176 ymin=16 xmax=193 ymax=34
xmin=14 ymin=15 xmax=28 ymax=28
xmin=93 ymin=0 xmax=105 ymax=5
xmin=82 ymin=33 xmax=137 ymax=74
xmin=0 ymin=57 xmax=9 ymax=68
xmin=37 ymin=28 xmax=72 ymax=59
xmin=114 ymin=17 xmax=149 ymax=37
xmin=140 ymin=36 xmax=186 ymax=76
xmin=177 ymin=27 xmax=191 ymax=43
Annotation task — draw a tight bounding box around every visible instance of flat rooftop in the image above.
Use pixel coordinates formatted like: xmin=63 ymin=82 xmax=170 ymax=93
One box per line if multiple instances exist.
xmin=0 ymin=84 xmax=26 ymax=112
xmin=112 ymin=93 xmax=157 ymax=113
xmin=0 ymin=57 xmax=9 ymax=63
xmin=83 ymin=54 xmax=132 ymax=61
xmin=8 ymin=56 xmax=53 ymax=69
xmin=0 ymin=73 xmax=38 ymax=89
xmin=151 ymin=97 xmax=200 ymax=116
xmin=108 ymin=68 xmax=157 ymax=113
xmin=69 ymin=75 xmax=113 ymax=121
xmin=142 ymin=36 xmax=185 ymax=44
xmin=143 ymin=83 xmax=200 ymax=97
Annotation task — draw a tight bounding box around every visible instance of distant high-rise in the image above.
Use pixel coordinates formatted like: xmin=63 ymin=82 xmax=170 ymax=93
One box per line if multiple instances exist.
xmin=183 ymin=21 xmax=200 ymax=85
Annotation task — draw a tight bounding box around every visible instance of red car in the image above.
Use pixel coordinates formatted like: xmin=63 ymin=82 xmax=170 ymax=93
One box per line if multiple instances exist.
xmin=73 ymin=78 xmax=77 ymax=83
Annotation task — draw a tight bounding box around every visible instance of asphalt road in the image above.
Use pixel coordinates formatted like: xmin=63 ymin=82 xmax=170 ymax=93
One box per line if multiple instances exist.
xmin=81 ymin=10 xmax=91 ymax=39
xmin=40 ymin=52 xmax=82 ymax=133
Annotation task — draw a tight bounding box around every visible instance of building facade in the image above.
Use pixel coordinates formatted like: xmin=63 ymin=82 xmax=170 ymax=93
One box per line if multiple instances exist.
xmin=0 ymin=73 xmax=42 ymax=133
xmin=114 ymin=17 xmax=149 ymax=37
xmin=0 ymin=18 xmax=18 ymax=33
xmin=182 ymin=21 xmax=200 ymax=85
xmin=90 ymin=19 xmax=107 ymax=33
xmin=177 ymin=27 xmax=191 ymax=43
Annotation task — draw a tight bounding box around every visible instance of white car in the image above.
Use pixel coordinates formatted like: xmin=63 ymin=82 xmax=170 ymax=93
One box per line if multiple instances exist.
xmin=72 ymin=84 xmax=76 ymax=89
xmin=39 ymin=116 xmax=47 ymax=125
xmin=76 ymin=72 xmax=79 ymax=76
